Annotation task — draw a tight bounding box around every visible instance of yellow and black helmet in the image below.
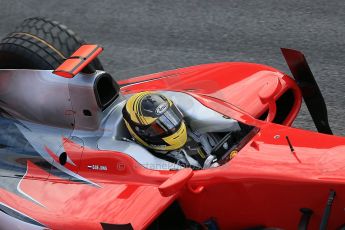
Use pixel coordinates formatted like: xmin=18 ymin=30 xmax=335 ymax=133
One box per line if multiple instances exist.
xmin=122 ymin=91 xmax=187 ymax=151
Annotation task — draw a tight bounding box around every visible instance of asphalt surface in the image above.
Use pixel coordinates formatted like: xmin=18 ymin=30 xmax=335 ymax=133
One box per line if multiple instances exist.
xmin=0 ymin=0 xmax=344 ymax=135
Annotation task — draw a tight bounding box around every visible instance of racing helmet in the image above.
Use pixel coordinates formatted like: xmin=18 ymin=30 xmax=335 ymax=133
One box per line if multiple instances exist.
xmin=122 ymin=91 xmax=187 ymax=151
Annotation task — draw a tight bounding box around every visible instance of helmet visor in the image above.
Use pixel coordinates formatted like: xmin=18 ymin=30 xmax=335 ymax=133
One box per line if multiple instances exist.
xmin=145 ymin=105 xmax=184 ymax=137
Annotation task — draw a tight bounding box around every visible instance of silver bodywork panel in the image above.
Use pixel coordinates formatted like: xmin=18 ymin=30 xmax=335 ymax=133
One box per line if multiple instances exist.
xmin=0 ymin=69 xmax=239 ymax=171
xmin=0 ymin=69 xmax=120 ymax=131
xmin=0 ymin=202 xmax=45 ymax=230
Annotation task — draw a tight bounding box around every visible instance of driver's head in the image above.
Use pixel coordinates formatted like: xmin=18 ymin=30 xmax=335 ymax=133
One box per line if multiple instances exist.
xmin=123 ymin=91 xmax=187 ymax=152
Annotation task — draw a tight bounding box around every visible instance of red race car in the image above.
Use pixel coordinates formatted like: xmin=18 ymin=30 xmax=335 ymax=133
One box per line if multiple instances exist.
xmin=0 ymin=18 xmax=344 ymax=230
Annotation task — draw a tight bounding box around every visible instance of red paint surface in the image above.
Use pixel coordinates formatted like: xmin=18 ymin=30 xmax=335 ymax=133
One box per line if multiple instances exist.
xmin=3 ymin=62 xmax=345 ymax=229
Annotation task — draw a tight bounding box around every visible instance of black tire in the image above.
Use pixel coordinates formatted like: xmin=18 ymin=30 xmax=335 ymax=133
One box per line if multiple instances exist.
xmin=0 ymin=17 xmax=104 ymax=70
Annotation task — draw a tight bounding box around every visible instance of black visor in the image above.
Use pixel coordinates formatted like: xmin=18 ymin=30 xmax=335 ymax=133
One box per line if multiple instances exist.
xmin=144 ymin=104 xmax=184 ymax=137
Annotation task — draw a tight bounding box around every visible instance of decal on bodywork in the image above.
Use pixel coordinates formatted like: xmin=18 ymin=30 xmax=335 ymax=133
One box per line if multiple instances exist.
xmin=0 ymin=113 xmax=99 ymax=207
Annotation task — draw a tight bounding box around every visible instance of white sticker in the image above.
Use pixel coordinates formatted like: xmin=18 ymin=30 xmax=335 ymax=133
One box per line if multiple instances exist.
xmin=155 ymin=102 xmax=168 ymax=115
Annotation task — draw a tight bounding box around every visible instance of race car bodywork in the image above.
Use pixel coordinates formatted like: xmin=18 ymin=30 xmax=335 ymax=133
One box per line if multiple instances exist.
xmin=0 ymin=40 xmax=344 ymax=230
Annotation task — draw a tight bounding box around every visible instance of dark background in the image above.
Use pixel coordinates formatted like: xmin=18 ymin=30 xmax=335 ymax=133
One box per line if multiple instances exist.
xmin=0 ymin=0 xmax=344 ymax=135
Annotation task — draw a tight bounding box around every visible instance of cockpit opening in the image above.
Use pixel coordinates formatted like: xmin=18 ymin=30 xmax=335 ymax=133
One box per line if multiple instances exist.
xmin=98 ymin=91 xmax=256 ymax=170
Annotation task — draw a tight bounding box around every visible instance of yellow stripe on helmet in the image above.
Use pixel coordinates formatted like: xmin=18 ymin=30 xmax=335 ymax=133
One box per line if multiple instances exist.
xmin=137 ymin=92 xmax=156 ymax=125
xmin=126 ymin=91 xmax=155 ymax=125
xmin=124 ymin=91 xmax=187 ymax=152
xmin=162 ymin=122 xmax=187 ymax=151
xmin=124 ymin=120 xmax=151 ymax=148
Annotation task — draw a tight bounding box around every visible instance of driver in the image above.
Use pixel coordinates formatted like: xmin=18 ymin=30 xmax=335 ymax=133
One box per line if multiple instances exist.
xmin=122 ymin=91 xmax=219 ymax=169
